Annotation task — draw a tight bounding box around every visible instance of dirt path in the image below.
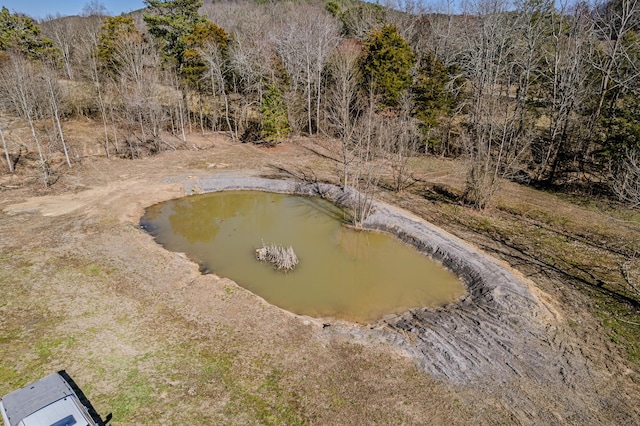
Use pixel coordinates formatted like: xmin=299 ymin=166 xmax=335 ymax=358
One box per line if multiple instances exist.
xmin=1 ymin=135 xmax=639 ymax=424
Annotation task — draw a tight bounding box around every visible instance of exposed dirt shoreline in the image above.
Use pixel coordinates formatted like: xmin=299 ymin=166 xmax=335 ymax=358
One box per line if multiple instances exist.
xmin=190 ymin=175 xmax=547 ymax=381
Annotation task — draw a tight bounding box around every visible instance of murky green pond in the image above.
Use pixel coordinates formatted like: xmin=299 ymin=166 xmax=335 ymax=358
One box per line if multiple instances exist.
xmin=141 ymin=191 xmax=465 ymax=323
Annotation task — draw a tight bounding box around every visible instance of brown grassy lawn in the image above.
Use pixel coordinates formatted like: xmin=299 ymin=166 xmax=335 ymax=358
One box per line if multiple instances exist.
xmin=1 ymin=126 xmax=639 ymax=424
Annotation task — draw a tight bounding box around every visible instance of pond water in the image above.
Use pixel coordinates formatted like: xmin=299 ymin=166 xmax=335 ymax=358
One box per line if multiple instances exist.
xmin=141 ymin=191 xmax=465 ymax=323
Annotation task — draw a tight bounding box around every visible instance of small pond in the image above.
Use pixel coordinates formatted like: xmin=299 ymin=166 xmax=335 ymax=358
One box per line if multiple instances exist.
xmin=141 ymin=191 xmax=465 ymax=323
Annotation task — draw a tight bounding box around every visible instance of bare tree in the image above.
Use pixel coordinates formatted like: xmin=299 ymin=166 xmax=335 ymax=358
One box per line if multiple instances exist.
xmin=276 ymin=8 xmax=340 ymax=135
xmin=228 ymin=32 xmax=274 ymax=133
xmin=110 ymin=33 xmax=168 ymax=157
xmin=348 ymin=93 xmax=384 ymax=226
xmin=198 ymin=40 xmax=234 ymax=139
xmin=612 ymin=148 xmax=640 ymax=208
xmin=0 ymin=121 xmax=12 ymax=173
xmin=82 ymin=0 xmax=108 ymax=17
xmin=590 ymin=0 xmax=640 ymax=127
xmin=0 ymin=54 xmax=49 ymax=186
xmin=311 ymin=14 xmax=341 ymax=135
xmin=422 ymin=0 xmax=463 ymax=68
xmin=61 ymin=8 xmax=121 ymax=156
xmin=536 ymin=1 xmax=594 ymax=183
xmin=326 ymin=69 xmax=386 ymax=225
xmin=457 ymin=0 xmax=536 ymax=208
xmin=326 ymin=39 xmax=363 ymax=190
xmin=41 ymin=63 xmax=72 ymax=168
xmin=42 ymin=14 xmax=79 ymax=80
xmin=87 ymin=26 xmax=116 ymax=156
xmin=167 ymin=69 xmax=186 ymax=142
xmin=379 ymin=96 xmax=422 ymax=192
xmin=205 ymin=4 xmax=278 ymax=136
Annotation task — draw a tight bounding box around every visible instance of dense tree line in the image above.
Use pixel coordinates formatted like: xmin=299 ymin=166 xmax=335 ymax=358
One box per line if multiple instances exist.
xmin=0 ymin=0 xmax=639 ymax=209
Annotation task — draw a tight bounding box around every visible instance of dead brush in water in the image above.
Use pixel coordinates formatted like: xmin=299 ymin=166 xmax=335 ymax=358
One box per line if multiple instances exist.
xmin=255 ymin=243 xmax=299 ymax=271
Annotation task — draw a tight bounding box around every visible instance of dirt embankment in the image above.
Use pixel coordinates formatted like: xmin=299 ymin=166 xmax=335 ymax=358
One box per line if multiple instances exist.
xmin=2 ymin=136 xmax=639 ymax=424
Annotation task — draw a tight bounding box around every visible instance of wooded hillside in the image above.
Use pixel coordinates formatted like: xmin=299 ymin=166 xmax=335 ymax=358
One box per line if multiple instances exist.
xmin=0 ymin=0 xmax=639 ymax=210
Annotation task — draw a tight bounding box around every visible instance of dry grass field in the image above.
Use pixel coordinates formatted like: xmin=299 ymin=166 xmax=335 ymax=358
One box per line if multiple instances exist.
xmin=1 ymin=123 xmax=639 ymax=424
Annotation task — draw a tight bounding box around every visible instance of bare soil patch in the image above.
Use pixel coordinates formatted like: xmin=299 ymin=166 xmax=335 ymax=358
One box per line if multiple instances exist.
xmin=1 ymin=133 xmax=639 ymax=425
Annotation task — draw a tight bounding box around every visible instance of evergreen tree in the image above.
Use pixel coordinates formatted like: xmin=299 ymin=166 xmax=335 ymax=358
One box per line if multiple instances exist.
xmin=143 ymin=0 xmax=206 ymax=67
xmin=327 ymin=2 xmax=385 ymax=39
xmin=412 ymin=52 xmax=456 ymax=150
xmin=361 ymin=25 xmax=415 ymax=108
xmin=181 ymin=21 xmax=229 ymax=87
xmin=0 ymin=7 xmax=57 ymax=59
xmin=97 ymin=16 xmax=141 ymax=75
xmin=260 ymin=86 xmax=290 ymax=145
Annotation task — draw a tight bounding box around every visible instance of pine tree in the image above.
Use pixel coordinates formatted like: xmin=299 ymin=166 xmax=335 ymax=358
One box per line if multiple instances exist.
xmin=97 ymin=16 xmax=141 ymax=75
xmin=412 ymin=51 xmax=456 ymax=150
xmin=181 ymin=21 xmax=229 ymax=87
xmin=143 ymin=0 xmax=206 ymax=67
xmin=0 ymin=7 xmax=57 ymax=59
xmin=260 ymin=86 xmax=290 ymax=145
xmin=361 ymin=25 xmax=415 ymax=108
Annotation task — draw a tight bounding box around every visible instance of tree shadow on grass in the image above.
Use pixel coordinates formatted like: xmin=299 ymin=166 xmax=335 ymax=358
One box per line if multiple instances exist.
xmin=418 ymin=182 xmax=464 ymax=204
xmin=301 ymin=144 xmax=340 ymax=163
xmin=473 ymin=233 xmax=640 ymax=311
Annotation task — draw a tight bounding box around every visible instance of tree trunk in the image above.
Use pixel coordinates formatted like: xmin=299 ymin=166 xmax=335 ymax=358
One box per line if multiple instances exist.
xmin=0 ymin=122 xmax=13 ymax=173
xmin=27 ymin=113 xmax=49 ymax=187
xmin=45 ymin=71 xmax=71 ymax=168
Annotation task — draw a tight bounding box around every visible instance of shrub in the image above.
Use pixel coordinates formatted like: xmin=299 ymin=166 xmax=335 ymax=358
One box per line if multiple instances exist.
xmin=255 ymin=243 xmax=299 ymax=272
